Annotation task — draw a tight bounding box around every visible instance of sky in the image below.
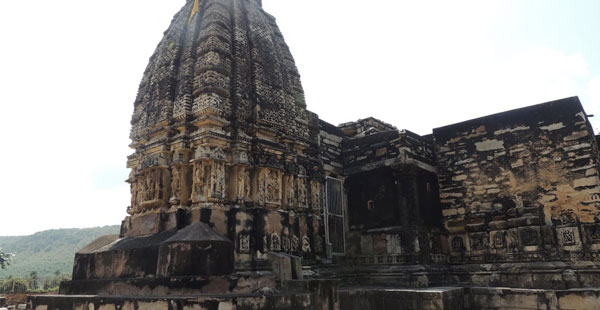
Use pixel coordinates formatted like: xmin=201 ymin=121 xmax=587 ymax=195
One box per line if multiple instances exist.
xmin=0 ymin=0 xmax=598 ymax=236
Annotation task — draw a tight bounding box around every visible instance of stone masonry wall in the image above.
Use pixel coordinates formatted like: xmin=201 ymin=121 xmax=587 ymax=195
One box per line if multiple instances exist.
xmin=434 ymin=97 xmax=600 ymax=262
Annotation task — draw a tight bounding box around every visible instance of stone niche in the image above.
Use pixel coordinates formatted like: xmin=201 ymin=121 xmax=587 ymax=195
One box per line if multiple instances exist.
xmin=345 ymin=166 xmax=442 ymax=230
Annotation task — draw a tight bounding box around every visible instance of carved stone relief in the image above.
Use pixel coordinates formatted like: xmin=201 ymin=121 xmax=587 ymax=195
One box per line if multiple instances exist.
xmin=451 ymin=236 xmax=464 ymax=252
xmin=284 ymin=175 xmax=295 ymax=207
xmin=170 ymin=167 xmax=182 ymax=204
xmin=129 ymin=182 xmax=139 ymax=214
xmin=236 ymin=166 xmax=252 ymax=201
xmin=519 ymin=227 xmax=539 ymax=246
xmin=561 ymin=228 xmax=576 ymax=246
xmin=587 ymin=224 xmax=600 ymax=242
xmin=291 ymin=235 xmax=299 ymax=252
xmin=282 ymin=235 xmax=290 ymax=252
xmin=192 ymin=161 xmax=210 ymax=202
xmin=256 ymin=168 xmax=282 ymax=206
xmin=302 ymin=236 xmax=311 ymax=253
xmin=310 ymin=181 xmax=321 ymax=210
xmin=491 ymin=231 xmax=507 ymax=249
xmin=191 ymin=160 xmax=226 ymax=202
xmin=314 ymin=234 xmax=324 ymax=254
xmin=211 ymin=161 xmax=226 ymax=199
xmin=469 ymin=233 xmax=487 ymax=251
xmin=238 ymin=233 xmax=251 ymax=254
xmin=265 ymin=169 xmax=281 ymax=204
xmin=271 ymin=233 xmax=281 ymax=251
xmin=297 ymin=177 xmax=308 ymax=208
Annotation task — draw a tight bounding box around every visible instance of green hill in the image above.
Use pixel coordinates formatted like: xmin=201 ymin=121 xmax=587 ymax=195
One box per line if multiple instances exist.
xmin=0 ymin=226 xmax=120 ymax=279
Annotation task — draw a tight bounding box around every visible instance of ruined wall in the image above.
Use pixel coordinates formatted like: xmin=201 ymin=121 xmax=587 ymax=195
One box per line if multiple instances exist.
xmin=434 ymin=97 xmax=600 ymax=262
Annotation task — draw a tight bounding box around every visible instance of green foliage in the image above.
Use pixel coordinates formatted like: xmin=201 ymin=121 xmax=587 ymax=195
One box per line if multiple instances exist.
xmin=0 ymin=278 xmax=28 ymax=293
xmin=0 ymin=248 xmax=12 ymax=269
xmin=0 ymin=226 xmax=119 ymax=279
xmin=0 ymin=273 xmax=70 ymax=293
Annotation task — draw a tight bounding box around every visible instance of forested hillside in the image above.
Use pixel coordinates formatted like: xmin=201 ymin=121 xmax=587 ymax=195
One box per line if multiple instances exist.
xmin=0 ymin=226 xmax=120 ymax=279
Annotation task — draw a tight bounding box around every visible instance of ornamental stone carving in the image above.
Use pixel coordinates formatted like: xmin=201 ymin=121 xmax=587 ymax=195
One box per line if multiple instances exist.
xmin=284 ymin=175 xmax=295 ymax=207
xmin=256 ymin=168 xmax=282 ymax=206
xmin=297 ymin=177 xmax=308 ymax=208
xmin=302 ymin=236 xmax=312 ymax=253
xmin=310 ymin=180 xmax=321 ymax=210
xmin=170 ymin=167 xmax=182 ymax=204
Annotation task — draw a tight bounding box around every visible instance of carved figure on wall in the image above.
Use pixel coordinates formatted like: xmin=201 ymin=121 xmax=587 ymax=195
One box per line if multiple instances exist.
xmin=144 ymin=174 xmax=154 ymax=201
xmin=193 ymin=162 xmax=208 ymax=201
xmin=155 ymin=170 xmax=164 ymax=200
xmin=243 ymin=169 xmax=251 ymax=199
xmin=238 ymin=233 xmax=250 ymax=254
xmin=170 ymin=167 xmax=181 ymax=202
xmin=257 ymin=169 xmax=266 ymax=203
xmin=211 ymin=162 xmax=226 ymax=199
xmin=271 ymin=233 xmax=281 ymax=252
xmin=297 ymin=178 xmax=307 ymax=208
xmin=492 ymin=231 xmax=506 ymax=248
xmin=265 ymin=169 xmax=281 ymax=204
xmin=130 ymin=182 xmax=138 ymax=212
xmin=290 ymin=235 xmax=299 ymax=252
xmin=285 ymin=175 xmax=295 ymax=206
xmin=262 ymin=235 xmax=268 ymax=253
xmin=302 ymin=236 xmax=311 ymax=253
xmin=589 ymin=225 xmax=600 ymax=241
xmin=314 ymin=234 xmax=324 ymax=254
xmin=237 ymin=167 xmax=246 ymax=200
xmin=470 ymin=234 xmax=485 ymax=251
xmin=451 ymin=236 xmax=464 ymax=252
xmin=520 ymin=228 xmax=539 ymax=246
xmin=282 ymin=235 xmax=290 ymax=252
xmin=562 ymin=229 xmax=576 ymax=245
xmin=311 ymin=181 xmax=321 ymax=210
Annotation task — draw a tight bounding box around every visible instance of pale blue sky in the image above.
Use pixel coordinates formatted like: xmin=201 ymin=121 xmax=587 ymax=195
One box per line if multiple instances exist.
xmin=0 ymin=0 xmax=598 ymax=236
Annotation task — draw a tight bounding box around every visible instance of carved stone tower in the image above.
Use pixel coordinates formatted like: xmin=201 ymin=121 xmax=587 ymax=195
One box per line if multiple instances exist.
xmin=124 ymin=0 xmax=324 ymax=267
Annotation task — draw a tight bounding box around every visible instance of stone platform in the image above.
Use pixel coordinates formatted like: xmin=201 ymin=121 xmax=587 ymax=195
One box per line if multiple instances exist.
xmin=59 ymin=273 xmax=276 ymax=296
xmin=339 ymin=287 xmax=465 ymax=310
xmin=28 ymin=279 xmax=339 ymax=310
xmin=28 ymin=292 xmax=326 ymax=310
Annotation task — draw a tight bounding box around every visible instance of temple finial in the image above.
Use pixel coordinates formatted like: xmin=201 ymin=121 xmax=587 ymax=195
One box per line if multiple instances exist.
xmin=189 ymin=0 xmax=200 ymax=24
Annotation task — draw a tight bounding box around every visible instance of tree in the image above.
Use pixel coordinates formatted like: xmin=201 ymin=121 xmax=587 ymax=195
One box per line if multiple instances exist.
xmin=29 ymin=271 xmax=39 ymax=290
xmin=0 ymin=248 xmax=12 ymax=269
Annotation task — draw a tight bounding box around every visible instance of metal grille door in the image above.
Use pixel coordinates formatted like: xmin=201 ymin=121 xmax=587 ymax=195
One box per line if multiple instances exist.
xmin=326 ymin=177 xmax=345 ymax=255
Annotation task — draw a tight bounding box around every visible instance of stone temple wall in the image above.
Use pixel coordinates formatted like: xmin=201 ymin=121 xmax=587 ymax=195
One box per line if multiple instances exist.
xmin=433 ymin=97 xmax=600 ymax=263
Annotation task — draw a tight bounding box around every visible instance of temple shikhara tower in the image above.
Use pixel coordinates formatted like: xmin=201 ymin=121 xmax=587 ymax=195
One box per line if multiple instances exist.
xmin=29 ymin=1 xmax=600 ymax=309
xmin=124 ymin=0 xmax=325 ymax=267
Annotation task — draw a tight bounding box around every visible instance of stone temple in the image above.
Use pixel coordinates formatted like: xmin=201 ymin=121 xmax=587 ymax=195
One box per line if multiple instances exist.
xmin=29 ymin=0 xmax=600 ymax=309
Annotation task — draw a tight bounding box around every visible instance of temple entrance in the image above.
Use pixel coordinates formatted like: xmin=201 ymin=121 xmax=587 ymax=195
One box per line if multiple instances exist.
xmin=325 ymin=177 xmax=345 ymax=256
